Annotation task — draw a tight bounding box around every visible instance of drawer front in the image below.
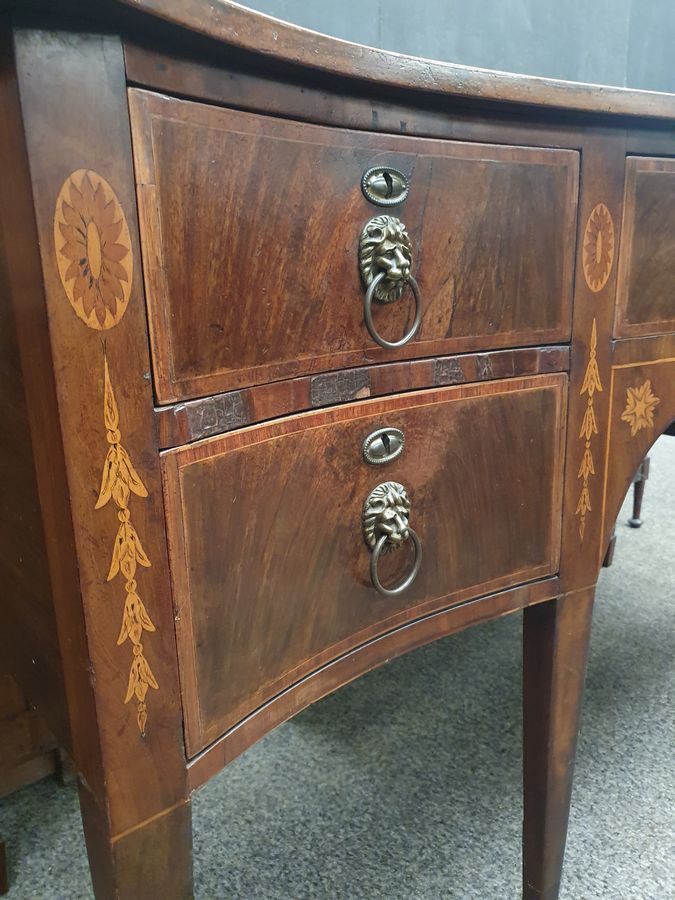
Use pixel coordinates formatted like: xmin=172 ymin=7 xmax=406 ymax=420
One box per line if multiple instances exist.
xmin=131 ymin=90 xmax=578 ymax=403
xmin=162 ymin=374 xmax=567 ymax=754
xmin=615 ymin=157 xmax=675 ymax=337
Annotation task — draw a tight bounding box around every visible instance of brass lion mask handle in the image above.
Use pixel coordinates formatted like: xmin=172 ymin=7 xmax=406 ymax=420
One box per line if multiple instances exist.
xmin=358 ymin=215 xmax=422 ymax=350
xmin=362 ymin=481 xmax=422 ymax=597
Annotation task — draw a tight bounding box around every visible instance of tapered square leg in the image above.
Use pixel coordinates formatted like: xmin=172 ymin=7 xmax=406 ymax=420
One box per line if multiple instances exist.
xmin=522 ymin=590 xmax=595 ymax=900
xmin=79 ymin=785 xmax=193 ymax=900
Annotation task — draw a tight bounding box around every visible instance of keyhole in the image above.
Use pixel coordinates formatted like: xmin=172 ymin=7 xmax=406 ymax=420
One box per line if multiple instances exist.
xmin=381 ymin=432 xmax=391 ymax=454
xmin=382 ymin=170 xmax=394 ymax=199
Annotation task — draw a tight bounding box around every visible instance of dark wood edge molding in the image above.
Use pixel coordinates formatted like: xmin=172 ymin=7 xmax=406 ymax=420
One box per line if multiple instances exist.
xmin=118 ymin=0 xmax=675 ymax=120
xmin=611 ymin=332 xmax=675 ymax=365
xmin=187 ymin=576 xmax=560 ymax=789
xmin=155 ymin=346 xmax=570 ymax=448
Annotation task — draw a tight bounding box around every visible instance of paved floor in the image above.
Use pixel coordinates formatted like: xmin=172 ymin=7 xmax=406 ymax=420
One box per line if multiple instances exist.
xmin=1 ymin=437 xmax=673 ymax=899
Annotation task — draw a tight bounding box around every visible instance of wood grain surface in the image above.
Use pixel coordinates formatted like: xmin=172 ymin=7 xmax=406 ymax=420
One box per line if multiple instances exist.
xmin=8 ymin=27 xmax=192 ymax=893
xmin=123 ymin=40 xmax=585 ymax=154
xmin=162 ymin=374 xmax=567 ymax=753
xmin=2 ymin=4 xmax=675 ymax=898
xmin=155 ymin=346 xmax=570 ymax=447
xmin=0 ymin=675 xmax=59 ymax=798
xmin=557 ymin=133 xmax=628 ymax=594
xmin=120 ymin=0 xmax=675 ymax=119
xmin=522 ymin=587 xmax=595 ymax=900
xmin=130 ymin=90 xmax=578 ymax=402
xmin=187 ymin=576 xmax=560 ymax=788
xmin=0 ymin=22 xmax=79 ymax=768
xmin=614 ymin=157 xmax=675 ymax=338
xmin=598 ymin=333 xmax=675 ymax=566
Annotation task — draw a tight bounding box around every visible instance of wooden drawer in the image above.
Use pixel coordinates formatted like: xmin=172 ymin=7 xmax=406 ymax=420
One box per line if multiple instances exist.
xmin=130 ymin=90 xmax=579 ymax=403
xmin=162 ymin=373 xmax=567 ymax=754
xmin=615 ymin=157 xmax=675 ymax=337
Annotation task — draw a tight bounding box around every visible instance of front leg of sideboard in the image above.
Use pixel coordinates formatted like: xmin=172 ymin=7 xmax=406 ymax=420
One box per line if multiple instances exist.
xmin=521 ymin=132 xmax=625 ymax=899
xmin=78 ymin=786 xmax=193 ymax=900
xmin=1 ymin=25 xmax=194 ymax=898
xmin=522 ymin=588 xmax=595 ymax=900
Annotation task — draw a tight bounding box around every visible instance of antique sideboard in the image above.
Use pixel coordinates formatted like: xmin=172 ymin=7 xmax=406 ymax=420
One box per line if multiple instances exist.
xmin=1 ymin=2 xmax=674 ymax=897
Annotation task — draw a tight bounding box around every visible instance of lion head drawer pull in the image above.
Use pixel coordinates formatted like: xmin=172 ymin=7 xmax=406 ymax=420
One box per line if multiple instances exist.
xmin=362 ymin=481 xmax=422 ymax=597
xmin=359 ymin=215 xmax=422 ymax=350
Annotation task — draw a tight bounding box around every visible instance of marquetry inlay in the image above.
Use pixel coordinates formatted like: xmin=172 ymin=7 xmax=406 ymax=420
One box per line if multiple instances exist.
xmin=54 ymin=169 xmax=132 ymax=330
xmin=576 ymin=319 xmax=603 ymax=540
xmin=582 ymin=202 xmax=614 ymax=293
xmin=621 ymin=379 xmax=661 ymax=436
xmin=96 ymin=353 xmax=158 ymax=734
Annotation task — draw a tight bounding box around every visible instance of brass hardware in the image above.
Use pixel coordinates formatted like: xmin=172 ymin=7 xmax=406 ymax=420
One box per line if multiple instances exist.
xmin=359 ymin=215 xmax=413 ymax=304
xmin=363 ymin=427 xmax=405 ymax=465
xmin=362 ymin=481 xmax=411 ymax=551
xmin=361 ymin=166 xmax=409 ymax=207
xmin=358 ymin=215 xmax=422 ymax=349
xmin=362 ymin=481 xmax=422 ymax=597
xmin=364 ymin=273 xmax=422 ymax=349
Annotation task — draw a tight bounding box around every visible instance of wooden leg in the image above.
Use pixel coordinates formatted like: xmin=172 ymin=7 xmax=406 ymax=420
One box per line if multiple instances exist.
xmin=628 ymin=456 xmax=650 ymax=528
xmin=0 ymin=838 xmax=8 ymax=895
xmin=55 ymin=747 xmax=77 ymax=787
xmin=601 ymin=527 xmax=616 ymax=567
xmin=79 ymin=784 xmax=193 ymax=900
xmin=522 ymin=590 xmax=595 ymax=900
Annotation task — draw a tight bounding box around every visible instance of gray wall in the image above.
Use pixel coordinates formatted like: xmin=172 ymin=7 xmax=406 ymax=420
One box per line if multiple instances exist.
xmin=245 ymin=0 xmax=675 ymax=91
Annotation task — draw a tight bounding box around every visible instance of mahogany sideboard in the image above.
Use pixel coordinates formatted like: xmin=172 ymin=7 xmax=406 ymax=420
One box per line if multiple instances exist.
xmin=1 ymin=2 xmax=674 ymax=897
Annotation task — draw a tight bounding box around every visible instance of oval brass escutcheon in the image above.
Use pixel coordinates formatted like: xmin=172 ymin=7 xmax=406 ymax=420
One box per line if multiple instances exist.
xmin=363 ymin=427 xmax=405 ymax=465
xmin=361 ymin=166 xmax=409 ymax=207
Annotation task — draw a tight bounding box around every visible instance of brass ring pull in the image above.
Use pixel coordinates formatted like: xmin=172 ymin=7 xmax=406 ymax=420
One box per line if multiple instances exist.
xmin=364 ymin=271 xmax=422 ymax=349
xmin=370 ymin=528 xmax=422 ymax=597
xmin=362 ymin=481 xmax=422 ymax=597
xmin=359 ymin=215 xmax=423 ymax=350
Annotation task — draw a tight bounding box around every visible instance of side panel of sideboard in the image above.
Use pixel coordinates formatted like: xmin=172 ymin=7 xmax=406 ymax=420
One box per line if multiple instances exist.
xmin=599 ymin=333 xmax=675 ymax=563
xmin=0 ymin=22 xmax=74 ymax=764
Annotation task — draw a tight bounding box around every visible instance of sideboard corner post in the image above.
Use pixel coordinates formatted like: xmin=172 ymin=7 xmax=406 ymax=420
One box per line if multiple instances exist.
xmin=5 ymin=22 xmax=192 ymax=898
xmin=521 ymin=131 xmax=628 ymax=899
